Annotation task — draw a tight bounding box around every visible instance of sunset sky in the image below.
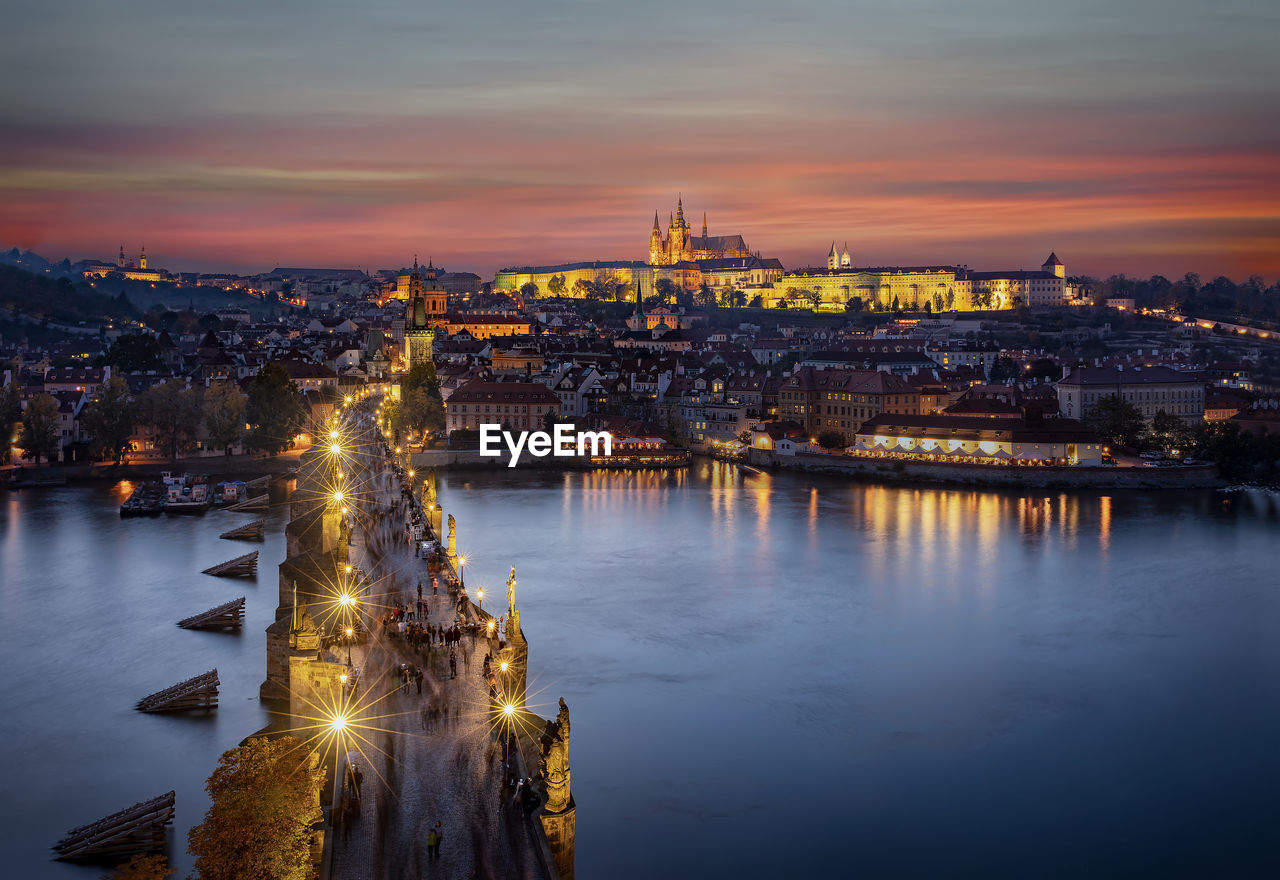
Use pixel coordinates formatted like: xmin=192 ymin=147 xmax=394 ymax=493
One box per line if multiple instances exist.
xmin=2 ymin=0 xmax=1278 ymax=280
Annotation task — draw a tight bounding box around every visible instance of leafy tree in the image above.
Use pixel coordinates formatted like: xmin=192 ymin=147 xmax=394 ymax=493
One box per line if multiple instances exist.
xmin=988 ymin=356 xmax=1018 ymax=382
xmin=80 ymin=376 xmax=136 ymax=465
xmin=844 ymin=296 xmax=863 ymax=314
xmin=654 ymin=278 xmax=678 ymax=304
xmin=401 ymin=362 xmax=438 ymax=397
xmin=137 ymin=380 xmax=202 ymax=463
xmin=571 ymin=278 xmax=597 ymax=301
xmin=695 ymin=284 xmax=716 ymax=309
xmin=245 ymin=364 xmax=305 ymax=455
xmin=923 ymin=300 xmax=932 ymax=315
xmin=816 ymin=429 xmax=846 ymax=450
xmin=1149 ymin=410 xmax=1194 ymax=454
xmin=18 ymin=392 xmax=61 ymax=464
xmin=806 ymin=289 xmax=822 ymax=310
xmin=547 ymin=274 xmax=567 ymax=297
xmin=1025 ymin=358 xmax=1060 ymax=381
xmin=748 ymin=294 xmax=763 ymax=308
xmin=519 ymin=282 xmax=539 ymax=300
xmin=101 ymin=334 xmax=162 ymax=371
xmin=1195 ymin=420 xmax=1280 ymax=481
xmin=1085 ymin=394 xmax=1147 ymax=448
xmin=891 ymin=295 xmax=901 ymax=312
xmin=0 ymin=381 xmax=19 ymax=463
xmin=187 ymin=736 xmax=323 ymax=880
xmin=203 ymin=380 xmax=247 ymax=456
xmin=394 ymin=387 xmax=445 ymax=439
xmin=100 ymin=853 xmax=172 ymax=880
xmin=933 ymin=292 xmax=945 ymax=312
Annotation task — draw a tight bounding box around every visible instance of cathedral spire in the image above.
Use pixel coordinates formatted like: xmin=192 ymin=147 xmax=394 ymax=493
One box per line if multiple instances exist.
xmin=653 ymin=210 xmax=660 ymax=231
xmin=702 ymin=212 xmax=707 ymax=238
xmin=676 ymin=196 xmax=684 ymax=225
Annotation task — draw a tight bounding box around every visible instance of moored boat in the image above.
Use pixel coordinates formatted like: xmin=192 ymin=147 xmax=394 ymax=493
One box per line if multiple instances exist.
xmin=164 ymin=474 xmax=211 ymax=514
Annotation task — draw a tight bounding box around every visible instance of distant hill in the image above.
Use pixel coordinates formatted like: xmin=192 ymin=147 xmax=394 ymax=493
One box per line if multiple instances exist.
xmin=0 ymin=264 xmax=136 ymax=326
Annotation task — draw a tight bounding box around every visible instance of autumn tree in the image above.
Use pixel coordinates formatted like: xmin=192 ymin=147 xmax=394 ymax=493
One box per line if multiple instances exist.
xmin=547 ymin=274 xmax=567 ymax=297
xmin=245 ymin=364 xmax=305 ymax=455
xmin=18 ymin=392 xmax=61 ymax=464
xmin=137 ymin=380 xmax=202 ymax=463
xmin=817 ymin=429 xmax=847 ymax=450
xmin=80 ymin=376 xmax=136 ymax=465
xmin=188 ymin=736 xmax=323 ymax=880
xmin=520 ymin=281 xmax=539 ymax=300
xmin=1 ymin=380 xmax=21 ymax=463
xmin=203 ymin=380 xmax=248 ymax=456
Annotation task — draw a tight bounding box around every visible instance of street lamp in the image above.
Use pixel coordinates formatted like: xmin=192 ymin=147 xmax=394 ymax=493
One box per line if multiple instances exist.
xmin=458 ymin=555 xmax=467 ymax=590
xmin=476 ymin=588 xmax=484 ymax=609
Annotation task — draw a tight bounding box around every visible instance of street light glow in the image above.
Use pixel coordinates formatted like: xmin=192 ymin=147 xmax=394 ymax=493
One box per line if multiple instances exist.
xmin=329 ymin=443 xmax=341 ymax=455
xmin=330 ymin=429 xmax=339 ymax=440
xmin=503 ymin=702 xmax=516 ymax=717
xmin=332 ymin=491 xmax=344 ymax=503
xmin=330 ymin=713 xmax=349 ymax=733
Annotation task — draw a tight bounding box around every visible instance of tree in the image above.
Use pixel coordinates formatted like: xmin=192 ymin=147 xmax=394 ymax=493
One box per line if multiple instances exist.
xmin=806 ymin=289 xmax=822 ymax=311
xmin=188 ymin=736 xmax=323 ymax=880
xmin=1085 ymin=394 xmax=1147 ymax=448
xmin=245 ymin=364 xmax=305 ymax=455
xmin=988 ymin=356 xmax=1018 ymax=382
xmin=933 ymin=292 xmax=945 ymax=312
xmin=18 ymin=393 xmax=60 ymax=465
xmin=401 ymin=362 xmax=438 ymax=397
xmin=844 ymin=296 xmax=863 ymax=314
xmin=891 ymin=295 xmax=901 ymax=312
xmin=520 ymin=281 xmax=539 ymax=300
xmin=816 ymin=429 xmax=846 ymax=450
xmin=80 ymin=376 xmax=136 ymax=465
xmin=696 ymin=284 xmax=716 ymax=309
xmin=0 ymin=380 xmax=20 ymax=464
xmin=1150 ymin=410 xmax=1194 ymax=454
xmin=101 ymin=854 xmax=172 ymax=880
xmin=571 ymin=278 xmax=597 ymax=301
xmin=394 ymin=387 xmax=445 ymax=439
xmin=203 ymin=380 xmax=248 ymax=456
xmin=973 ymin=290 xmax=994 ymax=309
xmin=654 ymin=278 xmax=678 ymax=304
xmin=547 ymin=274 xmax=567 ymax=297
xmin=137 ymin=380 xmax=202 ymax=463
xmin=101 ymin=334 xmax=162 ymax=372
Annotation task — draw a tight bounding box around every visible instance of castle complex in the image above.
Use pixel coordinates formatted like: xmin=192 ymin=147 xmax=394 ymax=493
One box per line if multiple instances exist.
xmin=648 ymin=197 xmax=752 ymax=266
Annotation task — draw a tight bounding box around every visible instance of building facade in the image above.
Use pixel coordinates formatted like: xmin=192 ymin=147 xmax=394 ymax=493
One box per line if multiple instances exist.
xmin=444 ymin=380 xmax=562 ymax=433
xmin=778 ymin=367 xmax=920 ymax=444
xmin=1056 ymin=365 xmax=1205 ymax=424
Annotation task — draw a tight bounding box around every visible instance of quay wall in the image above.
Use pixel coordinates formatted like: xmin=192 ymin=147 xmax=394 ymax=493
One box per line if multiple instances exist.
xmin=749 ymin=449 xmax=1222 ymax=490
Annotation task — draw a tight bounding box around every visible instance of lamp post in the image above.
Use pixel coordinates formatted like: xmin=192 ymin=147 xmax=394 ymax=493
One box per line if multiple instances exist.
xmin=476 ymin=587 xmax=484 ymax=610
xmin=458 ymin=555 xmax=467 ymax=590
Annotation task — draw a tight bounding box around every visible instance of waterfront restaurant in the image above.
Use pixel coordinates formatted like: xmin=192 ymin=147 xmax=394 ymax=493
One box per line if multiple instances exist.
xmin=852 ymin=413 xmax=1105 ymax=466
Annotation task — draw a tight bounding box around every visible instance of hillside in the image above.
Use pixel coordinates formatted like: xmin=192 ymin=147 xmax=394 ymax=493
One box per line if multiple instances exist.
xmin=0 ymin=264 xmax=136 ymax=326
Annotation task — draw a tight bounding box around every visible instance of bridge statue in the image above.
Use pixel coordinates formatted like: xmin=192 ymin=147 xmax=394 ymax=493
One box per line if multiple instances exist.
xmin=506 ymin=566 xmax=517 ymax=616
xmin=446 ymin=515 xmax=457 ymax=568
xmin=540 ymin=697 xmax=571 ymax=813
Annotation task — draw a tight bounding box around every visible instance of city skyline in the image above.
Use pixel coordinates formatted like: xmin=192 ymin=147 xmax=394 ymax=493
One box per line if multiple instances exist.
xmin=2 ymin=0 xmax=1278 ymax=279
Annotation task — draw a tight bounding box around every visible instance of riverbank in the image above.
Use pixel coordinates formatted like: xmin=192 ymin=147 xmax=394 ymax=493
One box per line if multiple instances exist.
xmin=747 ymin=448 xmax=1222 ymax=489
xmin=2 ymin=452 xmax=302 ymax=489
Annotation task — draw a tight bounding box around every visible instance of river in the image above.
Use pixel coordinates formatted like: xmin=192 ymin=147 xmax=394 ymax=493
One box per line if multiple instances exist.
xmin=2 ymin=465 xmax=1278 ymax=877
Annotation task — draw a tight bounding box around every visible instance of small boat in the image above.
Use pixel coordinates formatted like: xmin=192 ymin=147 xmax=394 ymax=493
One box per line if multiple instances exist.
xmin=213 ymin=480 xmax=248 ymax=506
xmin=120 ymin=482 xmax=165 ymax=517
xmin=164 ymin=474 xmax=211 ymax=515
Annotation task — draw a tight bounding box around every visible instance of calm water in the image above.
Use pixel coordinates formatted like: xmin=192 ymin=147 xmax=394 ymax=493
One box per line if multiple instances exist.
xmin=3 ymin=467 xmax=1279 ymax=878
xmin=1 ymin=481 xmax=286 ymax=878
xmin=437 ymin=463 xmax=1280 ymax=879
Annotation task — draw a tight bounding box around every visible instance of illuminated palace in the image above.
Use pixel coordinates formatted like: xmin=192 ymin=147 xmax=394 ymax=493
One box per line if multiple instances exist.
xmin=772 ymin=249 xmax=1070 ymax=310
xmin=648 ymin=197 xmax=751 ymax=265
xmin=82 ymin=244 xmax=168 ymax=282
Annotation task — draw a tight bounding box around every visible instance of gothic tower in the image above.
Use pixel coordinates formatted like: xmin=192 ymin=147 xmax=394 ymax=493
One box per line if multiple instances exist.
xmin=649 ymin=212 xmax=663 ymax=266
xmin=827 ymin=241 xmax=838 ymax=271
xmin=139 ymin=245 xmax=147 ymax=270
xmin=841 ymin=242 xmax=851 ymax=268
xmin=403 ymin=256 xmax=435 ymax=369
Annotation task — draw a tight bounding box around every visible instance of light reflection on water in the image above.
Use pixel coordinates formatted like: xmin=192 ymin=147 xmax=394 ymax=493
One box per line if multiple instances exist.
xmin=2 ymin=470 xmax=1278 ymax=878
xmin=439 ymin=462 xmax=1280 ymax=879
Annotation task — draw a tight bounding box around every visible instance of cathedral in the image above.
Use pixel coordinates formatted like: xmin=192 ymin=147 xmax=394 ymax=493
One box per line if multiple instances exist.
xmin=403 ymin=257 xmax=447 ymax=369
xmin=648 ymin=197 xmax=752 ymax=266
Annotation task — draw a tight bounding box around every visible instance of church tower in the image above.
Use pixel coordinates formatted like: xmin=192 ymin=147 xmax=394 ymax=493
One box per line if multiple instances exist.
xmin=827 ymin=241 xmax=838 ymax=271
xmin=139 ymin=245 xmax=147 ymax=270
xmin=668 ymin=198 xmax=689 ymax=263
xmin=649 ymin=212 xmax=663 ymax=266
xmin=840 ymin=242 xmax=851 ymax=268
xmin=1042 ymin=252 xmax=1065 ymax=278
xmin=118 ymin=244 xmax=126 ymax=268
